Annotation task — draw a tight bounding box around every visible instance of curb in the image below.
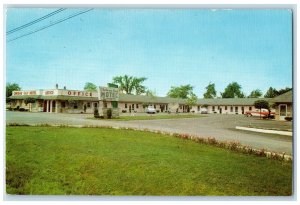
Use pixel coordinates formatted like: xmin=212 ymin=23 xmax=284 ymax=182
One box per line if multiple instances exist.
xmin=236 ymin=126 xmax=292 ymax=136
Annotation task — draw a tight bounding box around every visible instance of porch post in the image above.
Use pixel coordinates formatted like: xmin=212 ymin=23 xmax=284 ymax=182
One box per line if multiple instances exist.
xmin=55 ymin=100 xmax=59 ymax=113
xmin=50 ymin=100 xmax=53 ymax=113
xmin=46 ymin=100 xmax=49 ymax=112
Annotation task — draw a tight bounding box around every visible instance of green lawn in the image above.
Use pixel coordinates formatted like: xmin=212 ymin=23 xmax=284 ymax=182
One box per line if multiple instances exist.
xmin=91 ymin=114 xmax=206 ymax=121
xmin=6 ymin=126 xmax=292 ymax=196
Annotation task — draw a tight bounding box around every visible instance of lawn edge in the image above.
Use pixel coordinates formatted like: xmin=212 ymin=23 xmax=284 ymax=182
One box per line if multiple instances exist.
xmin=6 ymin=123 xmax=293 ymax=162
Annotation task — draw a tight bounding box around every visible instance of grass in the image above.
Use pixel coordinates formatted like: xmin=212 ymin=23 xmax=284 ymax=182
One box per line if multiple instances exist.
xmin=90 ymin=114 xmax=206 ymax=121
xmin=6 ymin=126 xmax=292 ymax=196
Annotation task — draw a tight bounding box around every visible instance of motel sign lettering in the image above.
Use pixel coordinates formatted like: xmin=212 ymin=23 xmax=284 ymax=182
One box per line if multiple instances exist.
xmin=66 ymin=91 xmax=92 ymax=97
xmin=99 ymin=87 xmax=119 ymax=101
xmin=12 ymin=90 xmax=37 ymax=96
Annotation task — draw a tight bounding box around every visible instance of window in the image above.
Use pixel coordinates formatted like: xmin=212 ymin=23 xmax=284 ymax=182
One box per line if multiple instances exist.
xmin=230 ymin=106 xmax=233 ymax=112
xmin=136 ymin=104 xmax=139 ymax=108
xmin=249 ymin=106 xmax=252 ymax=111
xmin=197 ymin=106 xmax=200 ymax=111
xmin=217 ymin=106 xmax=220 ymax=110
xmin=87 ymin=102 xmax=91 ymax=108
xmin=132 ymin=104 xmax=135 ymax=109
xmin=61 ymin=101 xmax=66 ymax=108
xmin=235 ymin=107 xmax=238 ymax=113
xmin=212 ymin=106 xmax=215 ymax=111
xmin=225 ymin=106 xmax=227 ymax=110
xmin=94 ymin=103 xmax=98 ymax=108
xmin=154 ymin=105 xmax=156 ymax=108
xmin=125 ymin=103 xmax=127 ymax=108
xmin=74 ymin=102 xmax=78 ymax=109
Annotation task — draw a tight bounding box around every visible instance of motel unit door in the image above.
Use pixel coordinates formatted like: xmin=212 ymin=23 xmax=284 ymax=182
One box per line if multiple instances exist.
xmin=279 ymin=104 xmax=287 ymax=121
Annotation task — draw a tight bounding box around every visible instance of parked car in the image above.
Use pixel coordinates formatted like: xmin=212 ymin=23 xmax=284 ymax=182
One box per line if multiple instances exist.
xmin=200 ymin=108 xmax=208 ymax=114
xmin=145 ymin=106 xmax=156 ymax=114
xmin=245 ymin=108 xmax=275 ymax=117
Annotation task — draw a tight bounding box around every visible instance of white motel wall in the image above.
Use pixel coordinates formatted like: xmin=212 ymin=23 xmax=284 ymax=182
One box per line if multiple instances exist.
xmin=8 ymin=88 xmax=273 ymax=115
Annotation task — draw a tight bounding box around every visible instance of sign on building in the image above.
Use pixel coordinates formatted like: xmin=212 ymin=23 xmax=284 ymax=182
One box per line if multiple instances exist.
xmin=98 ymin=86 xmax=119 ymax=101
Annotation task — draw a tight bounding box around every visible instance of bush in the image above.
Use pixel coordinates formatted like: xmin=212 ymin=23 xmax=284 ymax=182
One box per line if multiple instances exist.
xmin=122 ymin=110 xmax=127 ymax=113
xmin=285 ymin=117 xmax=292 ymax=121
xmin=19 ymin=108 xmax=28 ymax=112
xmin=14 ymin=106 xmax=20 ymax=111
xmin=156 ymin=110 xmax=160 ymax=113
xmin=107 ymin=108 xmax=112 ymax=119
xmin=94 ymin=109 xmax=100 ymax=118
xmin=7 ymin=107 xmax=13 ymax=111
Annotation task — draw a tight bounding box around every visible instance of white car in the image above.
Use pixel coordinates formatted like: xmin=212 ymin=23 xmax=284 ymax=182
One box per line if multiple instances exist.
xmin=145 ymin=106 xmax=156 ymax=114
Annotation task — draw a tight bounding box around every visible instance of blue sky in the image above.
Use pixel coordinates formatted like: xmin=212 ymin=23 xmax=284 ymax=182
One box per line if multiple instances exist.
xmin=6 ymin=8 xmax=292 ymax=97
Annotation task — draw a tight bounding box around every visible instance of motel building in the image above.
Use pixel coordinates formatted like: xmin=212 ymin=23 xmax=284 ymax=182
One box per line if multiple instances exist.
xmin=8 ymin=85 xmax=291 ymax=120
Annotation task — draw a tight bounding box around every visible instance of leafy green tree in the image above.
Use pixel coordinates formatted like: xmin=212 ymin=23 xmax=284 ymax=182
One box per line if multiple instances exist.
xmin=145 ymin=89 xmax=156 ymax=97
xmin=6 ymin=83 xmax=21 ymax=102
xmin=187 ymin=92 xmax=198 ymax=112
xmin=220 ymin=82 xmax=244 ymax=98
xmin=254 ymin=100 xmax=269 ymax=119
xmin=248 ymin=89 xmax=262 ymax=98
xmin=264 ymin=87 xmax=278 ymax=98
xmin=277 ymin=87 xmax=292 ymax=95
xmin=264 ymin=87 xmax=291 ymax=98
xmin=167 ymin=84 xmax=193 ymax=99
xmin=112 ymin=75 xmax=147 ymax=95
xmin=203 ymin=83 xmax=217 ymax=99
xmin=132 ymin=77 xmax=147 ymax=95
xmin=84 ymin=82 xmax=97 ymax=91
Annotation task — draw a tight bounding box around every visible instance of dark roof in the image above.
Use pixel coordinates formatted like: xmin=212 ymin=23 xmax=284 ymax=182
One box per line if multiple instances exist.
xmin=9 ymin=93 xmax=273 ymax=106
xmin=119 ymin=94 xmax=186 ymax=104
xmin=197 ymin=98 xmax=272 ymax=106
xmin=40 ymin=95 xmax=98 ymax=101
xmin=269 ymin=90 xmax=292 ymax=103
xmin=9 ymin=95 xmax=98 ymax=101
xmin=9 ymin=95 xmax=41 ymax=99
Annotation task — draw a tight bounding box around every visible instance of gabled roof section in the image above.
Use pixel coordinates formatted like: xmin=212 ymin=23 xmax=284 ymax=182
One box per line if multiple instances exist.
xmin=197 ymin=98 xmax=272 ymax=106
xmin=119 ymin=94 xmax=186 ymax=104
xmin=270 ymin=90 xmax=292 ymax=103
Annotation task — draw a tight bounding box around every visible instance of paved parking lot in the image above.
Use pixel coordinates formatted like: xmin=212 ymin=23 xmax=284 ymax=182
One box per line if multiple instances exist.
xmin=6 ymin=111 xmax=293 ymax=154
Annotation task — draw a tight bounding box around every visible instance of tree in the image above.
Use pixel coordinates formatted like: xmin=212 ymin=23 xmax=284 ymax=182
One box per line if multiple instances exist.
xmin=220 ymin=82 xmax=244 ymax=98
xmin=264 ymin=87 xmax=278 ymax=98
xmin=132 ymin=77 xmax=147 ymax=95
xmin=167 ymin=84 xmax=193 ymax=99
xmin=264 ymin=87 xmax=291 ymax=98
xmin=254 ymin=100 xmax=269 ymax=119
xmin=84 ymin=82 xmax=97 ymax=91
xmin=145 ymin=89 xmax=156 ymax=97
xmin=187 ymin=92 xmax=198 ymax=112
xmin=112 ymin=75 xmax=147 ymax=95
xmin=203 ymin=83 xmax=217 ymax=99
xmin=277 ymin=87 xmax=292 ymax=95
xmin=248 ymin=89 xmax=262 ymax=98
xmin=6 ymin=83 xmax=21 ymax=102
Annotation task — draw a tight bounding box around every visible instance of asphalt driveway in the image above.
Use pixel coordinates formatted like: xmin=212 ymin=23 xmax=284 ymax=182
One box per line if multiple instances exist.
xmin=5 ymin=111 xmax=293 ymax=154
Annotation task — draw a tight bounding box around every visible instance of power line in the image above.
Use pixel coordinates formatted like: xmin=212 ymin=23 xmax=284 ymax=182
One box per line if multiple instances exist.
xmin=7 ymin=9 xmax=93 ymax=43
xmin=7 ymin=8 xmax=67 ymax=35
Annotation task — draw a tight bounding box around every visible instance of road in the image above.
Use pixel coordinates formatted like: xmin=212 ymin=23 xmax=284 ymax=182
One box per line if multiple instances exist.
xmin=6 ymin=111 xmax=293 ymax=154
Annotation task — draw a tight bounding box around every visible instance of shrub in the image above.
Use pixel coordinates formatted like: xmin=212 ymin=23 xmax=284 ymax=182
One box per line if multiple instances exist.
xmin=14 ymin=106 xmax=20 ymax=111
xmin=19 ymin=108 xmax=27 ymax=112
xmin=207 ymin=137 xmax=217 ymax=145
xmin=107 ymin=108 xmax=112 ymax=119
xmin=285 ymin=117 xmax=292 ymax=121
xmin=7 ymin=107 xmax=13 ymax=111
xmin=24 ymin=98 xmax=36 ymax=105
xmin=156 ymin=110 xmax=160 ymax=113
xmin=122 ymin=110 xmax=127 ymax=113
xmin=94 ymin=109 xmax=100 ymax=118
